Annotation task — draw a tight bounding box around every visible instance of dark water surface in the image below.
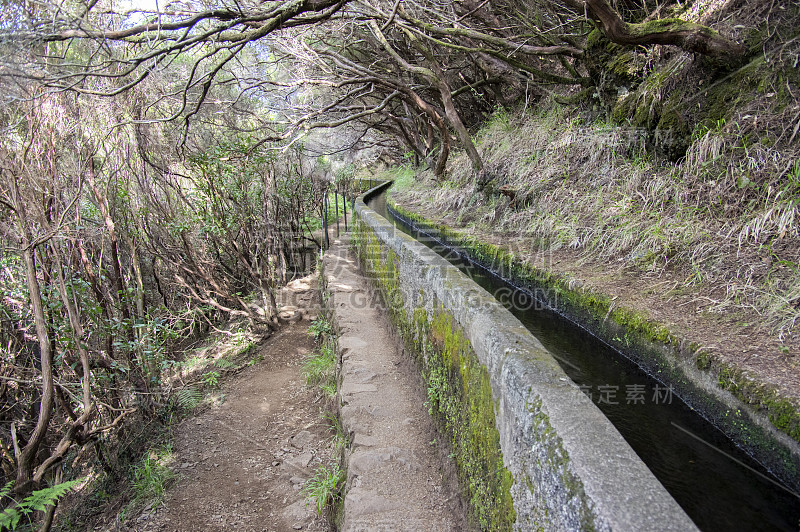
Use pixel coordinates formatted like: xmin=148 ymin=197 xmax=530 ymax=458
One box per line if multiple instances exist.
xmin=367 ymin=190 xmax=800 ymax=532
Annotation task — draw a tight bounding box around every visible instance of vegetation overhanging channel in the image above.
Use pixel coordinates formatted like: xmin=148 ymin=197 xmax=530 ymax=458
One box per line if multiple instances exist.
xmin=1 ymin=0 xmax=799 ymax=528
xmin=365 ymin=185 xmax=800 ymax=532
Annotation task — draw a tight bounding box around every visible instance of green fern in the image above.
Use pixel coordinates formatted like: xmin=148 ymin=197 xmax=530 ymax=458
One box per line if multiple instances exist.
xmin=175 ymin=387 xmax=203 ymax=410
xmin=0 ymin=479 xmax=82 ymax=530
xmin=202 ymin=371 xmax=220 ymax=388
xmin=214 ymin=358 xmax=236 ymax=369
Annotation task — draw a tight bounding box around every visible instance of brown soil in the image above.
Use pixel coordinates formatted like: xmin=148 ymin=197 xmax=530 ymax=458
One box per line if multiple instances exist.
xmin=400 ymin=200 xmax=800 ymax=403
xmin=124 ymin=275 xmax=333 ymax=532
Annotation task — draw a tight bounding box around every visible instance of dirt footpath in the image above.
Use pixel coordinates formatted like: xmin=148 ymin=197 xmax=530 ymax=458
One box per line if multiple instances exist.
xmin=137 ymin=276 xmax=333 ymax=532
xmin=130 ymin=260 xmax=466 ymax=532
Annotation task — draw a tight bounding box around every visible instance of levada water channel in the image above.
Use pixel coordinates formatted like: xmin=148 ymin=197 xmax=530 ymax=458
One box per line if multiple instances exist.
xmin=366 ymin=185 xmax=800 ymax=531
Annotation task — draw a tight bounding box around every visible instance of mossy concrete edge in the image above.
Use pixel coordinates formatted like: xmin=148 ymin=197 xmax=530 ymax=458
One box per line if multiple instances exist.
xmin=387 ymin=197 xmax=800 ymax=493
xmin=354 ymin=184 xmax=697 ymax=531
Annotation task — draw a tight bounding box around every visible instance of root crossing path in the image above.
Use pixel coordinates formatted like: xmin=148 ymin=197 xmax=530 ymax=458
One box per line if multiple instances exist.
xmin=324 ymin=237 xmax=466 ymax=531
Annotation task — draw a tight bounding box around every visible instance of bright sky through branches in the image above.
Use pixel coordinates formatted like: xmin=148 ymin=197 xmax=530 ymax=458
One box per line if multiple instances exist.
xmin=117 ymin=0 xmax=160 ymax=25
xmin=119 ymin=0 xmax=159 ymax=11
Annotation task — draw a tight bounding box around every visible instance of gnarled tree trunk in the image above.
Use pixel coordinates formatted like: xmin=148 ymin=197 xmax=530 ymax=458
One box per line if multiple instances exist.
xmin=578 ymin=0 xmax=746 ymax=61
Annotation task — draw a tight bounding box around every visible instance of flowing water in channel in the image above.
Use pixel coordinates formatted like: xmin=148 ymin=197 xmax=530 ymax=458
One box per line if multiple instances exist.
xmin=366 ymin=189 xmax=800 ymax=532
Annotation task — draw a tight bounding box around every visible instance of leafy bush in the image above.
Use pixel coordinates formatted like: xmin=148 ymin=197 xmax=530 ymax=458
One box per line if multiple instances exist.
xmin=307 ymin=317 xmax=333 ymax=340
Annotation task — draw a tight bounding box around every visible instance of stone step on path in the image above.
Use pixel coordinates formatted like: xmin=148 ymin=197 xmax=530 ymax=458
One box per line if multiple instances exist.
xmin=323 ymin=237 xmax=464 ymax=531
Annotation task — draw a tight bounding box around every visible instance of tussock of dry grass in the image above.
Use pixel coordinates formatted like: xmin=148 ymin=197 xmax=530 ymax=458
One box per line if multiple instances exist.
xmin=394 ymin=105 xmax=800 ymax=340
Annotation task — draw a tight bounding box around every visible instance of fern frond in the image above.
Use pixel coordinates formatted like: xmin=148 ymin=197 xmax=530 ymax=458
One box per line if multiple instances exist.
xmin=175 ymin=387 xmax=203 ymax=410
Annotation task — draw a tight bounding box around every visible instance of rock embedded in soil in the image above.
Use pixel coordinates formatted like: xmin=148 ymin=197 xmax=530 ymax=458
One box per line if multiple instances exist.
xmin=289 ymin=430 xmax=315 ymax=449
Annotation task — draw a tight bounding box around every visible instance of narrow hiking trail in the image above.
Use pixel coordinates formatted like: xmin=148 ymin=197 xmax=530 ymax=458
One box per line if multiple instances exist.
xmin=132 ymin=276 xmax=333 ymax=532
xmin=122 ymin=249 xmax=466 ymax=532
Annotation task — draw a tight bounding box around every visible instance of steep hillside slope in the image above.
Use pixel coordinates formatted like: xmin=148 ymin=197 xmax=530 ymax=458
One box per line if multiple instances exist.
xmin=384 ymin=0 xmax=800 ymax=417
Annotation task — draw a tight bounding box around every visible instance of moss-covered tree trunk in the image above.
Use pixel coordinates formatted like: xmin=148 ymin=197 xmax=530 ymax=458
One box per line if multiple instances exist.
xmin=578 ymin=0 xmax=746 ymax=61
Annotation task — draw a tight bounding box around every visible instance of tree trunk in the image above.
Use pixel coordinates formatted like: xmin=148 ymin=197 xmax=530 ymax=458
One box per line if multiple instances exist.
xmin=32 ymin=245 xmax=96 ymax=483
xmin=75 ymin=239 xmax=116 ymax=360
xmin=129 ymin=240 xmax=146 ymax=327
xmin=435 ymin=71 xmax=483 ymax=172
xmin=581 ymin=0 xmax=745 ymax=60
xmin=86 ymin=158 xmax=131 ymax=336
xmin=404 ymin=27 xmax=484 ymax=172
xmin=16 ymin=242 xmax=55 ymax=493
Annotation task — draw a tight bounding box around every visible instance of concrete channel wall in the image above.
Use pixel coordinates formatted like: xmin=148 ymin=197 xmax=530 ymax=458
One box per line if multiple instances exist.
xmin=352 ymin=184 xmax=698 ymax=531
xmin=387 ymin=199 xmax=800 ymax=492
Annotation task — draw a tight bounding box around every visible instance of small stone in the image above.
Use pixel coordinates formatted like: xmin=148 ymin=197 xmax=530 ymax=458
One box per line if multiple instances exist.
xmin=289 ymin=430 xmax=315 ymax=450
xmin=292 ymin=525 xmax=303 ymax=530
xmin=272 ymin=461 xmax=280 ymax=466
xmin=283 ymin=451 xmax=314 ymax=469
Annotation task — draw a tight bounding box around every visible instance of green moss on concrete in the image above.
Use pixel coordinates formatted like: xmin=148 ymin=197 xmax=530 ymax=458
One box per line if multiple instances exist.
xmin=524 ymin=395 xmax=596 ymax=530
xmin=767 ymin=400 xmax=800 ymax=441
xmin=352 ymin=215 xmax=516 ymax=530
xmin=424 ymin=309 xmax=516 ymax=530
xmin=717 ymin=363 xmax=800 ymax=443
